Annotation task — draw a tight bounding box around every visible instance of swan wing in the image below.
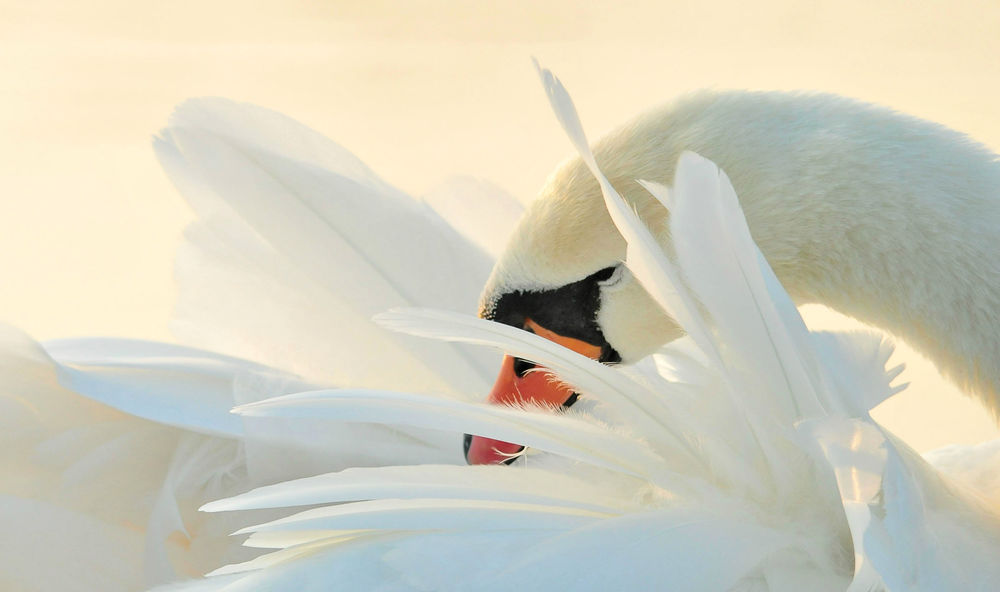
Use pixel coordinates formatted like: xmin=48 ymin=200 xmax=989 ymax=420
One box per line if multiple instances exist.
xmin=156 ymin=98 xmax=503 ymax=396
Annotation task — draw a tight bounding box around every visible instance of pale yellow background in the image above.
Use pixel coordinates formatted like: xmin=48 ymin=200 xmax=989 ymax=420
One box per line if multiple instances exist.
xmin=2 ymin=0 xmax=999 ymax=451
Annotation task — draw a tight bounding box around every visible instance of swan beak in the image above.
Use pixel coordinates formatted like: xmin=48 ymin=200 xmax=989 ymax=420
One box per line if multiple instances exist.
xmin=464 ymin=319 xmax=602 ymax=465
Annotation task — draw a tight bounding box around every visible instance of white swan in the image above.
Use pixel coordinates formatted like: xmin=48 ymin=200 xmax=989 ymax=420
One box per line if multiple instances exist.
xmin=3 ymin=65 xmax=998 ymax=591
xmin=168 ymin=67 xmax=1000 ymax=590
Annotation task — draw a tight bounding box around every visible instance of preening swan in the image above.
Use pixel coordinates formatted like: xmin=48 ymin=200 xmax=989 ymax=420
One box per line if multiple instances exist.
xmin=165 ymin=67 xmax=1000 ymax=590
xmin=3 ymin=62 xmax=1000 ymax=591
xmin=470 ymin=71 xmax=1000 ymax=463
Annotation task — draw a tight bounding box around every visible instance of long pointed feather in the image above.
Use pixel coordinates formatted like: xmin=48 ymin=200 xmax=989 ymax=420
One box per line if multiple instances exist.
xmin=533 ymin=62 xmax=726 ymax=373
xmin=240 ymin=530 xmax=363 ymax=551
xmin=202 ymin=464 xmax=632 ymax=514
xmin=237 ymin=498 xmax=614 ymax=535
xmin=207 ymin=532 xmax=368 ymax=575
xmin=657 ymin=154 xmax=826 ymax=421
xmin=235 ymin=389 xmax=667 ymax=482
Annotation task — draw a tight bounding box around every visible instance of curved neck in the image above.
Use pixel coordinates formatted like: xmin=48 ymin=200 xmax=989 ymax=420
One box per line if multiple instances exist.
xmin=725 ymin=148 xmax=1000 ymax=418
xmin=755 ymin=187 xmax=1000 ymax=417
xmin=619 ymin=91 xmax=1000 ymax=415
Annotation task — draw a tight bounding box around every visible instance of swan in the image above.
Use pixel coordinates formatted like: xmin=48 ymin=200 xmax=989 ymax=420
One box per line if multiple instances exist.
xmin=468 ymin=68 xmax=1000 ymax=464
xmin=165 ymin=66 xmax=1000 ymax=590
xmin=3 ymin=63 xmax=999 ymax=590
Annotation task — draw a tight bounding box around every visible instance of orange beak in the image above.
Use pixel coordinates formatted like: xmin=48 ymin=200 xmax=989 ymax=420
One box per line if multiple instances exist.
xmin=464 ymin=318 xmax=603 ymax=465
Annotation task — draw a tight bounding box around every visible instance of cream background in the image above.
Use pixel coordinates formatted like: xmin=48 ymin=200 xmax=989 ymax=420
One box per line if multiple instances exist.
xmin=1 ymin=0 xmax=999 ymax=451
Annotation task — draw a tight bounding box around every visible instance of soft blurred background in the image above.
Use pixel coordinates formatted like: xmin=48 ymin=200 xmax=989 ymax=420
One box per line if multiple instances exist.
xmin=2 ymin=0 xmax=999 ymax=451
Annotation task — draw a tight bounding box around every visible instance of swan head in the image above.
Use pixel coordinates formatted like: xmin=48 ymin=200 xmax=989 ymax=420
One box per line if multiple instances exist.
xmin=480 ymin=153 xmax=684 ymax=361
xmin=466 ymin=149 xmax=684 ymax=464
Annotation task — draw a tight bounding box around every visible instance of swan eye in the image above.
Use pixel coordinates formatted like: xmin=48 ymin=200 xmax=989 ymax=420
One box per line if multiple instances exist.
xmin=594 ymin=264 xmax=625 ymax=287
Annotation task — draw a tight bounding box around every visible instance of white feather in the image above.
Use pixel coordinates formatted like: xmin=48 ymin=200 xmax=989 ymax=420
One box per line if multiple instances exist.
xmin=533 ymin=62 xmax=727 ymax=372
xmin=237 ymin=498 xmax=613 ymax=535
xmin=235 ymin=389 xmax=666 ymax=482
xmin=44 ymin=338 xmax=289 ymax=437
xmin=157 ymin=98 xmax=499 ymax=396
xmin=661 ymin=156 xmax=826 ymax=421
xmin=202 ymin=464 xmax=632 ymax=514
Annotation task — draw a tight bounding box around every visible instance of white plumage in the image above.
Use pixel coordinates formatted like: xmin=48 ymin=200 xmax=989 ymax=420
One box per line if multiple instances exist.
xmin=177 ymin=68 xmax=997 ymax=591
xmin=0 ymin=96 xmax=521 ymax=590
xmin=1 ymin=66 xmax=998 ymax=591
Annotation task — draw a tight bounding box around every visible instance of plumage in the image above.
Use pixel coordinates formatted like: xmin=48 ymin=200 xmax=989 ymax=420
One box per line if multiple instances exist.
xmin=1 ymin=98 xmax=524 ymax=589
xmin=152 ymin=68 xmax=999 ymax=590
xmin=157 ymin=98 xmax=507 ymax=396
xmin=2 ymin=63 xmax=999 ymax=591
